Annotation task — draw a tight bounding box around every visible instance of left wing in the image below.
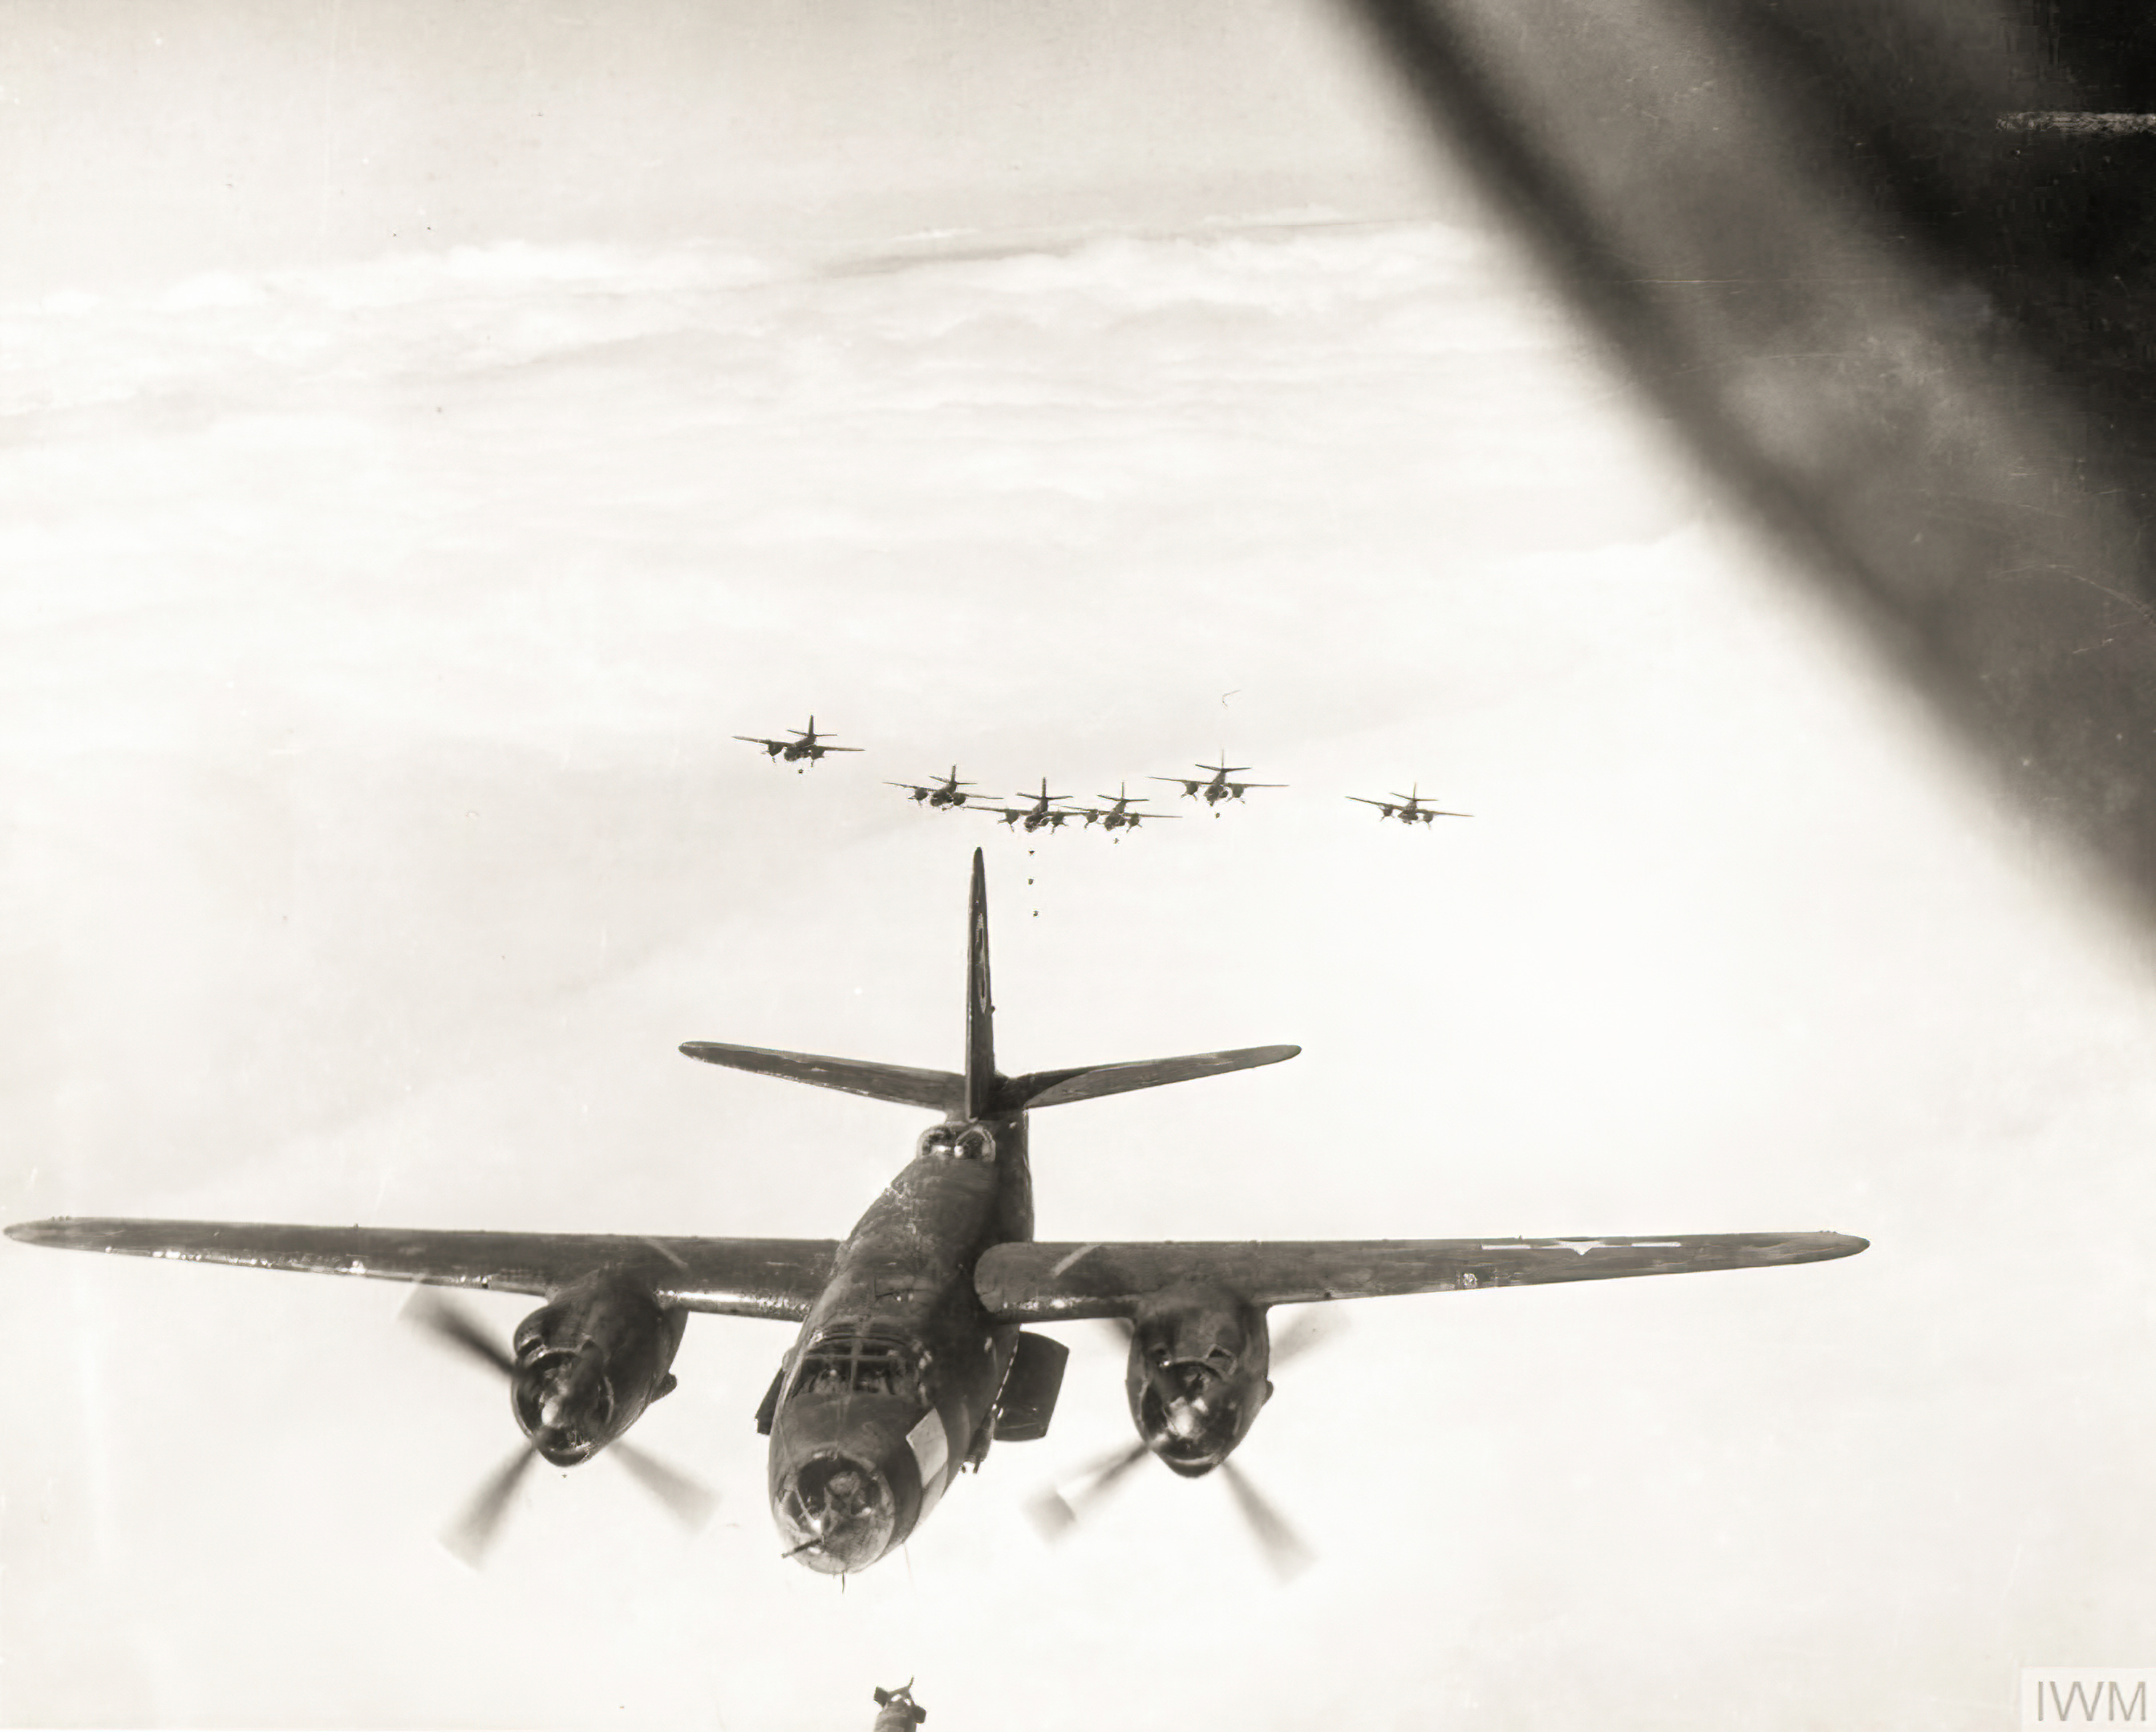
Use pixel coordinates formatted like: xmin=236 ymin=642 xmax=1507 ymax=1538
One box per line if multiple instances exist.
xmin=6 ymin=1218 xmax=838 ymax=1320
xmin=975 ymin=1232 xmax=1866 ymax=1321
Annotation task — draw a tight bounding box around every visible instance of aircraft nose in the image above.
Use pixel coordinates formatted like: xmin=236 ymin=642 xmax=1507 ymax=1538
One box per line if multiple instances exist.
xmin=778 ymin=1451 xmax=898 ymax=1573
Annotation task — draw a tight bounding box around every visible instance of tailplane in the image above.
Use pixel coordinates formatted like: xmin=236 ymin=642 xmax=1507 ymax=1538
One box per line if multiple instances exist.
xmin=996 ymin=1045 xmax=1298 ymax=1111
xmin=678 ymin=1043 xmax=962 ymax=1111
xmin=681 ymin=850 xmax=1295 ymax=1121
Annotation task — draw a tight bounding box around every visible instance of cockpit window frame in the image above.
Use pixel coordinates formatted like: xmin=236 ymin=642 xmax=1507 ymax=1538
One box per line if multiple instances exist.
xmin=787 ymin=1330 xmax=926 ymax=1404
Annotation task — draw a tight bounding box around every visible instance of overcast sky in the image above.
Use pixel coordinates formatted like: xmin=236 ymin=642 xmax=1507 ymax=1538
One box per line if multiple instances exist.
xmin=3 ymin=6 xmax=2153 ymax=1731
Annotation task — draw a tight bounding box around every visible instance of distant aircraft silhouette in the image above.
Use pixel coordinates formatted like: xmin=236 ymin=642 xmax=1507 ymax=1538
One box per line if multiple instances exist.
xmin=733 ymin=716 xmax=862 ymax=769
xmin=887 ymin=766 xmax=979 ymax=809
xmin=1347 ymin=785 xmax=1469 ymax=826
xmin=1152 ymin=756 xmax=1287 ymax=808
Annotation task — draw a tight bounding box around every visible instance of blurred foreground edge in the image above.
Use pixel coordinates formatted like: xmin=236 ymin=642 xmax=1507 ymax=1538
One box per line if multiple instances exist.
xmin=1346 ymin=0 xmax=2156 ymax=928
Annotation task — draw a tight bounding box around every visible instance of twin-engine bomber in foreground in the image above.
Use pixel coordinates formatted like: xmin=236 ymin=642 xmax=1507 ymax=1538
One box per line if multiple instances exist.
xmin=6 ymin=851 xmax=1866 ymax=1576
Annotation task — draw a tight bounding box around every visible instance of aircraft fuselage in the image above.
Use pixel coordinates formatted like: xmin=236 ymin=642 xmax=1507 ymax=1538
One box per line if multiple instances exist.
xmin=765 ymin=1113 xmax=1033 ymax=1573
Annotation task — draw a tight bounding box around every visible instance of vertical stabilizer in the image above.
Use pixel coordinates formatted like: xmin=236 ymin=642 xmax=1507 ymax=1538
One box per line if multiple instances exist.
xmin=965 ymin=849 xmax=996 ymax=1119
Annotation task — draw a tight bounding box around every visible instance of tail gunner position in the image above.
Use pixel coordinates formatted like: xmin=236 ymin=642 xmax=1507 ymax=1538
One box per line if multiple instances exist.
xmin=8 ymin=852 xmax=1866 ymax=1575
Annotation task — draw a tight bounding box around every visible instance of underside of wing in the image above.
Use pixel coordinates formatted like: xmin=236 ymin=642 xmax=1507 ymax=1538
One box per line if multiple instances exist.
xmin=975 ymin=1232 xmax=1867 ymax=1321
xmin=6 ymin=1218 xmax=839 ymax=1320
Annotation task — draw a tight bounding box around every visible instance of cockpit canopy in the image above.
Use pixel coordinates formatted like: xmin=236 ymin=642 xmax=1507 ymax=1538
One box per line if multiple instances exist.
xmin=916 ymin=1121 xmax=996 ymax=1163
xmin=789 ymin=1330 xmax=926 ymax=1405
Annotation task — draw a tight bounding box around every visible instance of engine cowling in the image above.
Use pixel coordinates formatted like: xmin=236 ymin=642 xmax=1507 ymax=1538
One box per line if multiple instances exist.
xmin=509 ymin=1272 xmax=686 ymax=1466
xmin=1124 ymin=1286 xmax=1271 ymax=1478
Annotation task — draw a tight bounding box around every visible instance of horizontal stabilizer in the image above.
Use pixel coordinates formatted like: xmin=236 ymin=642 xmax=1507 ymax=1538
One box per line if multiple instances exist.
xmin=998 ymin=1044 xmax=1299 ymax=1112
xmin=679 ymin=1043 xmax=962 ymax=1112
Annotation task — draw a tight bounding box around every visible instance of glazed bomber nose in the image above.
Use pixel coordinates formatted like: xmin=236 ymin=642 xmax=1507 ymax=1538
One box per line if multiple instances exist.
xmin=784 ymin=1452 xmax=897 ymax=1571
xmin=772 ymin=1395 xmax=933 ymax=1573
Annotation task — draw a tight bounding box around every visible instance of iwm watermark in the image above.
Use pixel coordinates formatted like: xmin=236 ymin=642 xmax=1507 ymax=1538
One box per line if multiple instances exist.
xmin=2023 ymin=1671 xmax=2153 ymax=1725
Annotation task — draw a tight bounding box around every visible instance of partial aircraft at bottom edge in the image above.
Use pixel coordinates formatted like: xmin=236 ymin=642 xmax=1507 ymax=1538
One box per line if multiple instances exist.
xmin=7 ymin=850 xmax=1866 ymax=1576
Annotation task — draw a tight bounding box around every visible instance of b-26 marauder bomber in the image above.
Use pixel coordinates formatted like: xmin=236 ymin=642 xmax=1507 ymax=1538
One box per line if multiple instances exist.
xmin=1153 ymin=756 xmax=1287 ymax=808
xmin=975 ymin=778 xmax=1079 ymax=833
xmin=887 ymin=767 xmax=979 ymax=809
xmin=1347 ymin=785 xmax=1471 ymax=826
xmin=1067 ymin=783 xmax=1177 ymax=832
xmin=734 ymin=716 xmax=863 ymax=769
xmin=8 ymin=852 xmax=1866 ymax=1576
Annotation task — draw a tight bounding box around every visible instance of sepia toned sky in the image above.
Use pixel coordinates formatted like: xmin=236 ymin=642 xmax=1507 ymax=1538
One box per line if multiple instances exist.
xmin=3 ymin=6 xmax=2153 ymax=1730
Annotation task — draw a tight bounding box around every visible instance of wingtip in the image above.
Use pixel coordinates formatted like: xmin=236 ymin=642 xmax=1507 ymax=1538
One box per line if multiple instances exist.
xmin=8 ymin=1218 xmax=87 ymax=1248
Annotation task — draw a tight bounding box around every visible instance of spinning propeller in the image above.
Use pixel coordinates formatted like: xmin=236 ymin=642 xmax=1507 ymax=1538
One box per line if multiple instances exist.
xmin=403 ymin=1288 xmax=715 ymax=1564
xmin=1027 ymin=1309 xmax=1340 ymax=1580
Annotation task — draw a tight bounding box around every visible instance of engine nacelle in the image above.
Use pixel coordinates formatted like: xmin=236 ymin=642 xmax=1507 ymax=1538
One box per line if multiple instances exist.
xmin=1124 ymin=1285 xmax=1271 ymax=1478
xmin=509 ymin=1272 xmax=686 ymax=1466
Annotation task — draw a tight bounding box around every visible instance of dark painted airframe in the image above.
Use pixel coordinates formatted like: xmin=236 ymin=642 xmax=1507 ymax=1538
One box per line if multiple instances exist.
xmin=6 ymin=850 xmax=1866 ymax=1575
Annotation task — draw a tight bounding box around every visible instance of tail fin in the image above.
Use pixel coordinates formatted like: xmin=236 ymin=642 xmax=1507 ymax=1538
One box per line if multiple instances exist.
xmin=966 ymin=848 xmax=996 ymax=1120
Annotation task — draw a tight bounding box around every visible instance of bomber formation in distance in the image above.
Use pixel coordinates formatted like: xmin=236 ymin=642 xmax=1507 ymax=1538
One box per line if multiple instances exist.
xmin=740 ymin=719 xmax=1471 ymax=830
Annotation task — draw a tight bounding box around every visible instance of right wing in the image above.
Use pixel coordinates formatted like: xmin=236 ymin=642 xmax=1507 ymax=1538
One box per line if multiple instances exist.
xmin=975 ymin=1232 xmax=1866 ymax=1321
xmin=5 ymin=1218 xmax=839 ymax=1320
